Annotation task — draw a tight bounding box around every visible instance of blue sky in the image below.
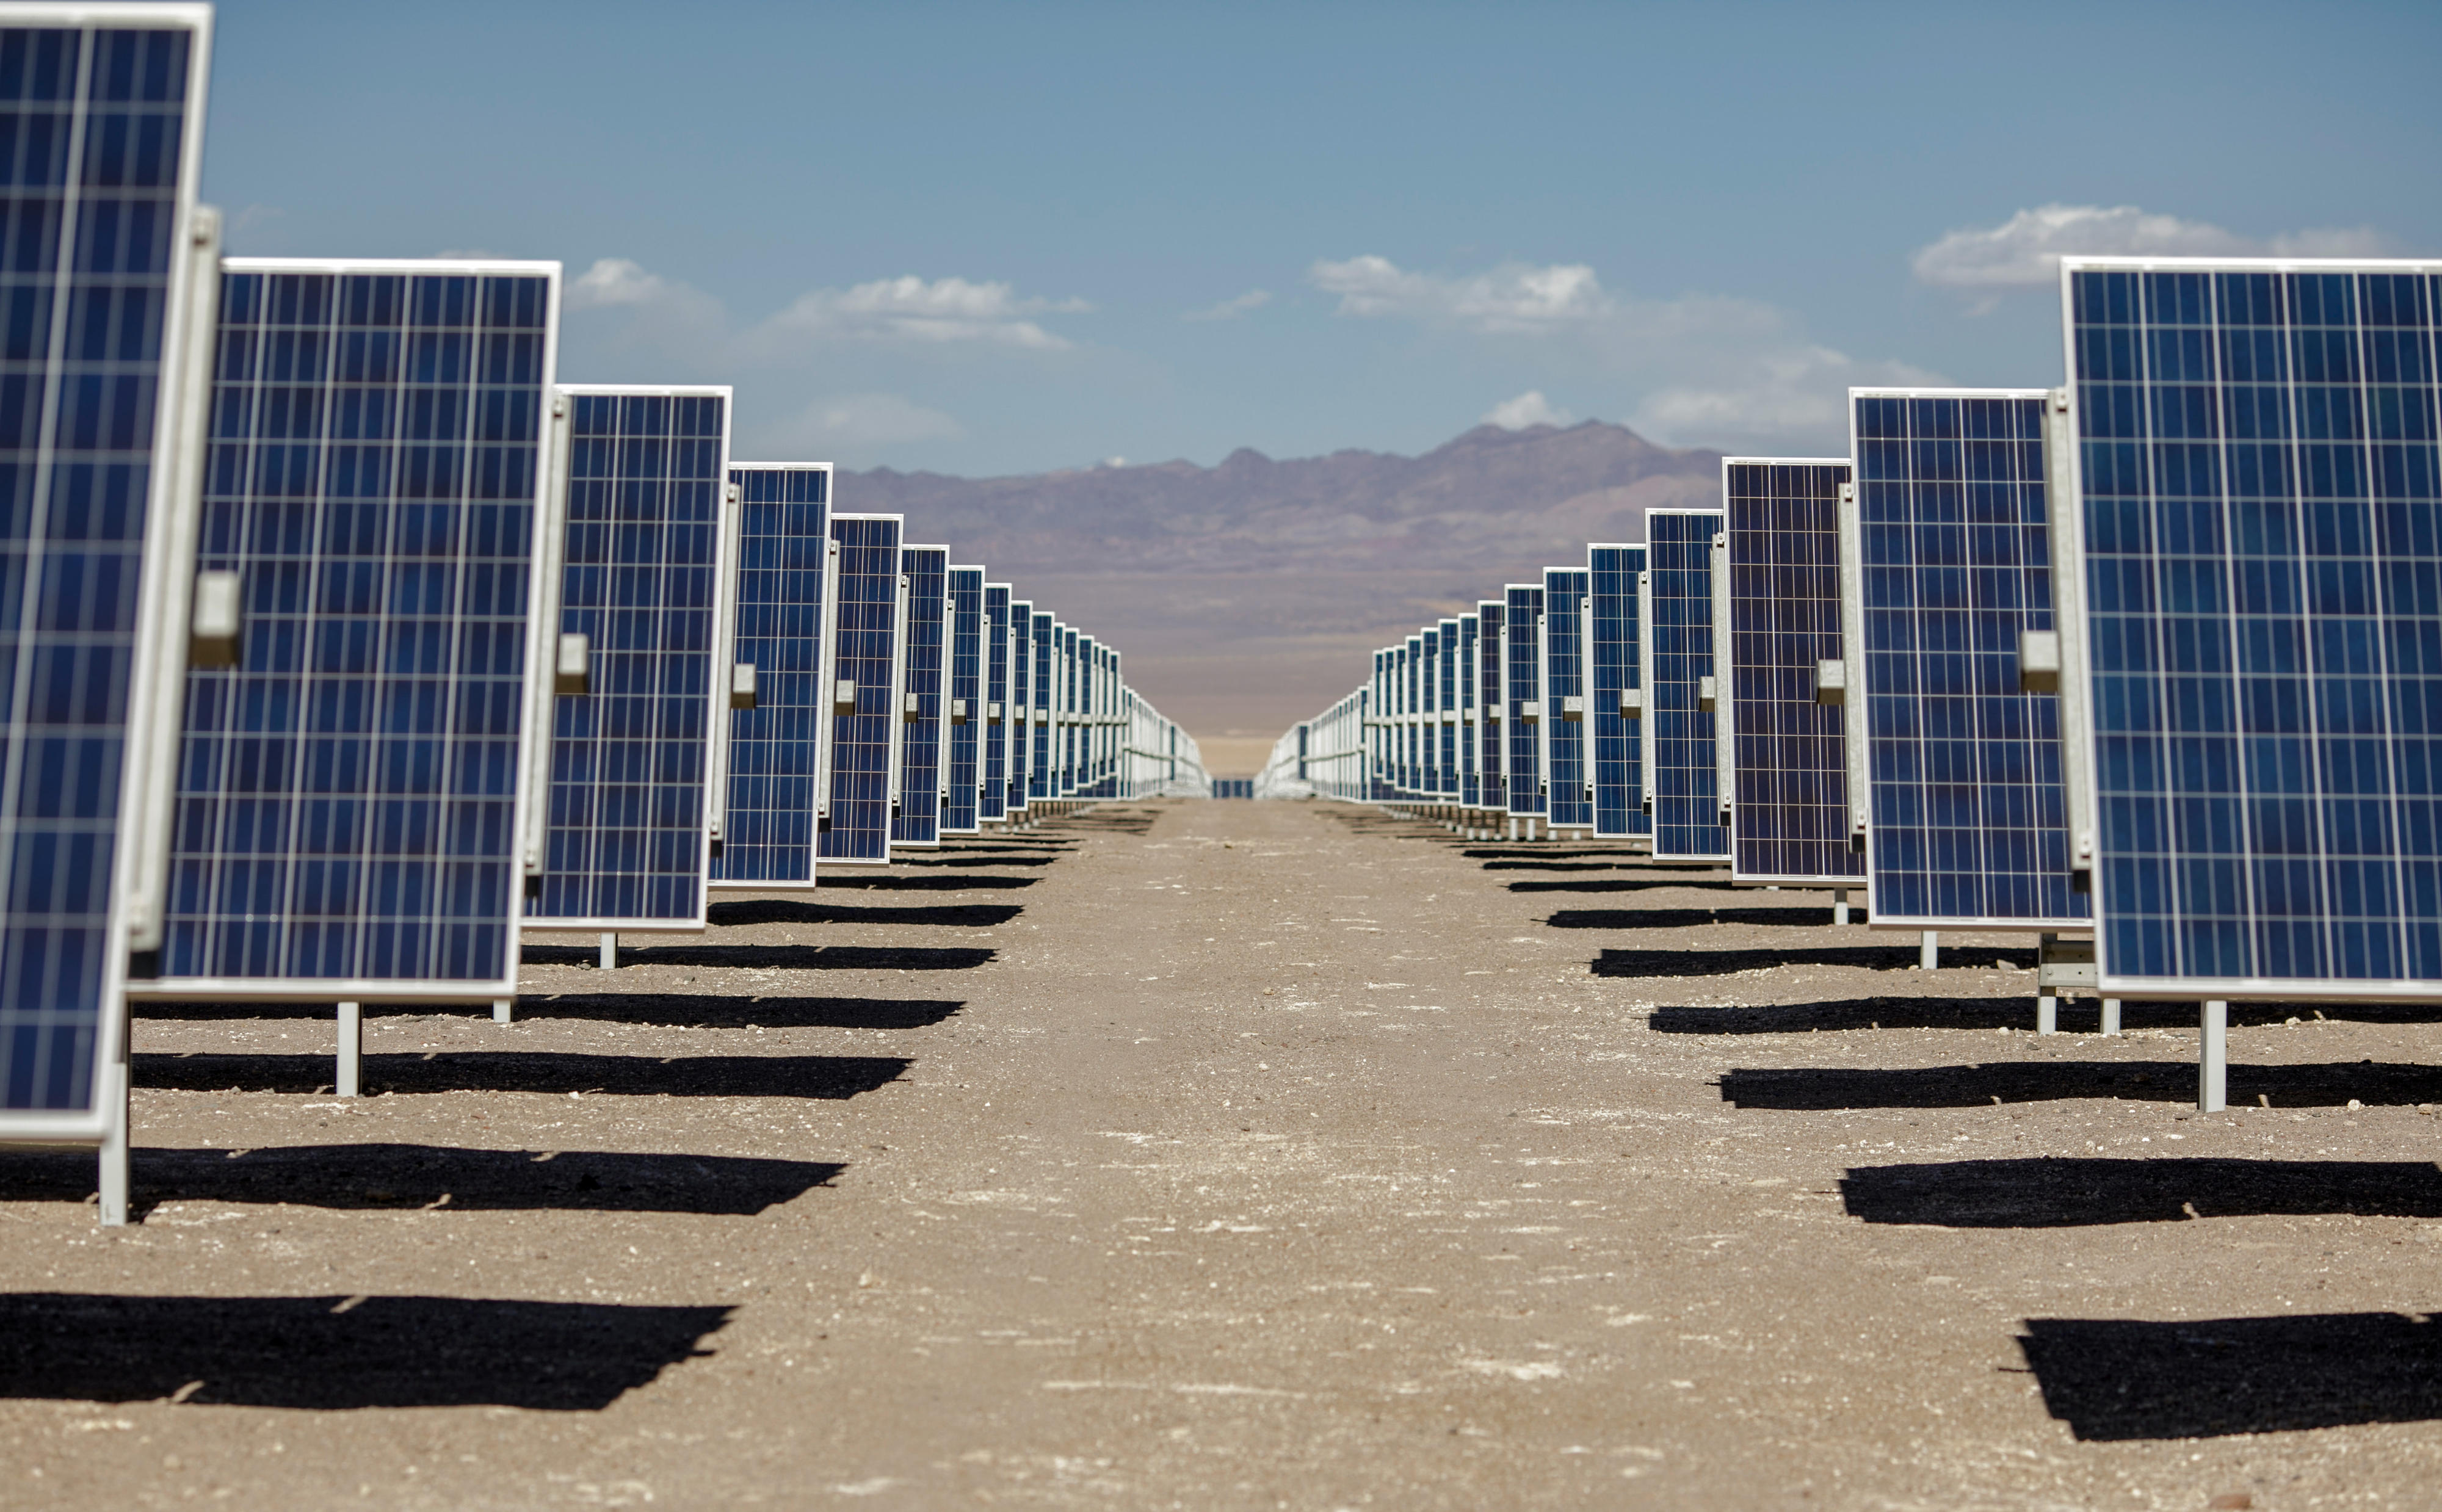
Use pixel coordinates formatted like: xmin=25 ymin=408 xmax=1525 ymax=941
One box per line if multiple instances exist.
xmin=204 ymin=0 xmax=2442 ymax=474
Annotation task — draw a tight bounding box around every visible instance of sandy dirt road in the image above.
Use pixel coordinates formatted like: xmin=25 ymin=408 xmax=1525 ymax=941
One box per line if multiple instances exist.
xmin=1 ymin=798 xmax=2438 ymax=1508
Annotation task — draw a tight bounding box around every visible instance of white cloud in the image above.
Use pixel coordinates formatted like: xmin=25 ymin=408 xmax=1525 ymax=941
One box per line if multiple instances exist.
xmin=1184 ymin=289 xmax=1272 ymax=322
xmin=1632 ymin=347 xmax=1944 ymax=455
xmin=1309 ymin=252 xmax=1930 ymax=453
xmin=568 ymin=256 xmax=677 ymax=308
xmin=1311 ymin=255 xmax=1610 ymax=334
xmin=1482 ymin=391 xmax=1572 ymax=430
xmin=1911 ymin=204 xmax=2396 ymax=289
xmin=748 ymin=275 xmax=1086 ymax=352
xmin=766 ymin=393 xmax=965 ymax=454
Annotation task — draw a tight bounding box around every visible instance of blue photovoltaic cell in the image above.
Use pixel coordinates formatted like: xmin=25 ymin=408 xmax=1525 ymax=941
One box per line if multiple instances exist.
xmin=533 ymin=389 xmax=730 ymax=927
xmin=1426 ymin=618 xmax=1446 ymax=796
xmin=165 ymin=263 xmax=554 ymax=995
xmin=817 ymin=513 xmax=901 ymax=863
xmin=1590 ymin=546 xmax=1649 ymax=838
xmin=1477 ymin=604 xmax=1504 ymax=812
xmin=0 ymin=14 xmax=208 ymax=1119
xmin=1458 ymin=617 xmax=1479 ymax=808
xmin=979 ymin=582 xmax=1010 ymax=820
xmin=1852 ymin=391 xmax=2084 ymax=928
xmin=1505 ymin=587 xmax=1545 ymax=816
xmin=1370 ymin=648 xmax=1391 ymax=801
xmin=891 ymin=546 xmax=946 ymax=846
xmin=708 ymin=462 xmax=827 ymax=888
xmin=1005 ymin=597 xmax=1032 ymax=812
xmin=1725 ymin=461 xmax=1864 ymax=885
xmin=1648 ymin=510 xmax=1729 ymax=860
xmin=1027 ymin=612 xmax=1054 ymax=802
xmin=1544 ymin=568 xmax=1590 ymax=827
xmin=1068 ymin=631 xmax=1090 ymax=798
xmin=1056 ymin=624 xmax=1078 ymax=798
xmin=2067 ymin=259 xmax=2442 ymax=995
xmin=943 ymin=566 xmax=982 ymax=831
xmin=1403 ymin=634 xmax=1422 ymax=796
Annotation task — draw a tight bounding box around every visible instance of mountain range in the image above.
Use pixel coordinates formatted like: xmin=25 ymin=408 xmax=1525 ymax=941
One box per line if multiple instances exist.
xmin=838 ymin=420 xmax=1725 ymax=770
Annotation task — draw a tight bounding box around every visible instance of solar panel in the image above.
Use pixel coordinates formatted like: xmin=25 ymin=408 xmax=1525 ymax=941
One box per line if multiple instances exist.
xmin=1542 ymin=568 xmax=1592 ymax=828
xmin=816 ymin=512 xmax=903 ymax=864
xmin=708 ymin=461 xmax=830 ymax=891
xmin=0 ymin=7 xmax=214 ymax=1138
xmin=978 ymin=581 xmax=1010 ymax=821
xmin=943 ymin=565 xmax=982 ymax=831
xmin=1643 ymin=508 xmax=1730 ymax=860
xmin=1055 ymin=623 xmax=1078 ymax=798
xmin=1721 ymin=460 xmax=1867 ymax=886
xmin=1458 ymin=615 xmax=1480 ymax=808
xmin=1368 ymin=647 xmax=1390 ymax=801
xmin=1433 ymin=618 xmax=1460 ymax=799
xmin=527 ymin=386 xmax=736 ymax=929
xmin=1589 ymin=545 xmax=1651 ymax=839
xmin=889 ymin=544 xmax=946 ymax=847
xmin=2060 ymin=256 xmax=2442 ymax=1000
xmin=1504 ymin=585 xmax=1546 ymax=818
xmin=1845 ymin=389 xmax=2085 ymax=929
xmin=151 ymin=259 xmax=562 ymax=1005
xmin=1476 ymin=603 xmax=1504 ymax=813
xmin=1027 ymin=611 xmax=1054 ymax=803
xmin=1005 ymin=596 xmax=1032 ymax=814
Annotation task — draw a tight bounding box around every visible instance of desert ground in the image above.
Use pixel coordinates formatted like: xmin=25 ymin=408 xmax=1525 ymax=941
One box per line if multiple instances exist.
xmin=1 ymin=798 xmax=2437 ymax=1509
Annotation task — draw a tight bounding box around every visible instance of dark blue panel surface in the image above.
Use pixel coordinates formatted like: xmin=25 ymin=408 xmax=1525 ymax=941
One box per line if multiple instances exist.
xmin=1725 ymin=462 xmax=1864 ymax=884
xmin=817 ymin=514 xmax=902 ymax=863
xmin=709 ymin=463 xmax=827 ymax=888
xmin=891 ymin=546 xmax=946 ymax=845
xmin=0 ymin=16 xmax=207 ymax=1115
xmin=2067 ymin=261 xmax=2442 ymax=994
xmin=1477 ymin=605 xmax=1504 ymax=811
xmin=979 ymin=583 xmax=1010 ymax=821
xmin=1649 ymin=510 xmax=1729 ymax=859
xmin=1505 ymin=587 xmax=1545 ymax=816
xmin=1027 ymin=613 xmax=1054 ymax=801
xmin=943 ymin=566 xmax=982 ymax=831
xmin=1057 ymin=625 xmax=1079 ymax=798
xmin=1434 ymin=619 xmax=1459 ymax=797
xmin=168 ymin=264 xmax=553 ymax=989
xmin=1590 ymin=546 xmax=1649 ymax=838
xmin=533 ymin=389 xmax=728 ymax=926
xmin=1543 ymin=569 xmax=1590 ymax=827
xmin=1853 ymin=391 xmax=2082 ymax=927
xmin=1458 ymin=617 xmax=1479 ymax=808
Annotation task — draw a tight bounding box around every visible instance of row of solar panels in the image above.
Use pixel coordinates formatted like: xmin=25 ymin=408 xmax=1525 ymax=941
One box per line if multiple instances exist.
xmin=1262 ymin=251 xmax=2442 ymax=1017
xmin=0 ymin=5 xmax=1208 ymax=1149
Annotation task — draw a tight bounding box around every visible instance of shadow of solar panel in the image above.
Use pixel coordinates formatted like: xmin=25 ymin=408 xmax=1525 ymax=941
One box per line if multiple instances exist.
xmin=1849 ymin=389 xmax=2085 ymax=930
xmin=891 ymin=546 xmax=946 ymax=846
xmin=2020 ymin=1311 xmax=2442 ymax=1441
xmin=710 ymin=463 xmax=828 ymax=889
xmin=0 ymin=13 xmax=212 ymax=1127
xmin=2066 ymin=259 xmax=2442 ymax=998
xmin=817 ymin=513 xmax=902 ymax=864
xmin=0 ymin=1292 xmax=733 ymax=1410
xmin=529 ymin=388 xmax=730 ymax=930
xmin=1723 ymin=460 xmax=1865 ymax=886
xmin=1647 ymin=509 xmax=1728 ymax=859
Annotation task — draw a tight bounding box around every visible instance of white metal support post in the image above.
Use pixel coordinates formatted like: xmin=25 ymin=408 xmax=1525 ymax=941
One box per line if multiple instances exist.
xmin=2100 ymin=997 xmax=2121 ymax=1036
xmin=336 ymin=1002 xmax=363 ymax=1098
xmin=2035 ymin=932 xmax=2059 ymax=1035
xmin=600 ymin=932 xmax=616 ymax=971
xmin=1919 ymin=931 xmax=1938 ymax=970
xmin=493 ymin=999 xmax=513 ymax=1024
xmin=2199 ymin=1001 xmax=2228 ymax=1112
xmin=96 ymin=1053 xmax=129 ymax=1227
xmin=1832 ymin=890 xmax=1850 ymax=927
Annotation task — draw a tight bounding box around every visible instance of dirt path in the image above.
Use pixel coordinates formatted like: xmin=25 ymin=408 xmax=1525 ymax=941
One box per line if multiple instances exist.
xmin=2 ymin=799 xmax=2437 ymax=1508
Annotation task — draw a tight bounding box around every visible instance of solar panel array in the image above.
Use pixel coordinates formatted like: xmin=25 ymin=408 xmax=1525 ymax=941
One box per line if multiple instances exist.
xmin=1542 ymin=568 xmax=1590 ymax=829
xmin=708 ymin=462 xmax=830 ymax=891
xmin=1847 ymin=391 xmax=2085 ymax=930
xmin=1589 ymin=545 xmax=1648 ymax=838
xmin=943 ymin=565 xmax=982 ymax=832
xmin=1721 ymin=460 xmax=1864 ymax=886
xmin=818 ymin=513 xmax=902 ymax=864
xmin=529 ymin=386 xmax=734 ymax=931
xmin=156 ymin=260 xmax=559 ymax=1000
xmin=979 ymin=582 xmax=1011 ymax=820
xmin=889 ymin=544 xmax=946 ymax=847
xmin=1646 ymin=509 xmax=1729 ymax=860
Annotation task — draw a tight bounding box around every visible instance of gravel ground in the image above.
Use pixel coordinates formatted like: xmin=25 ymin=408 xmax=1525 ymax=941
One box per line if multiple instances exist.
xmin=1 ymin=797 xmax=2438 ymax=1509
